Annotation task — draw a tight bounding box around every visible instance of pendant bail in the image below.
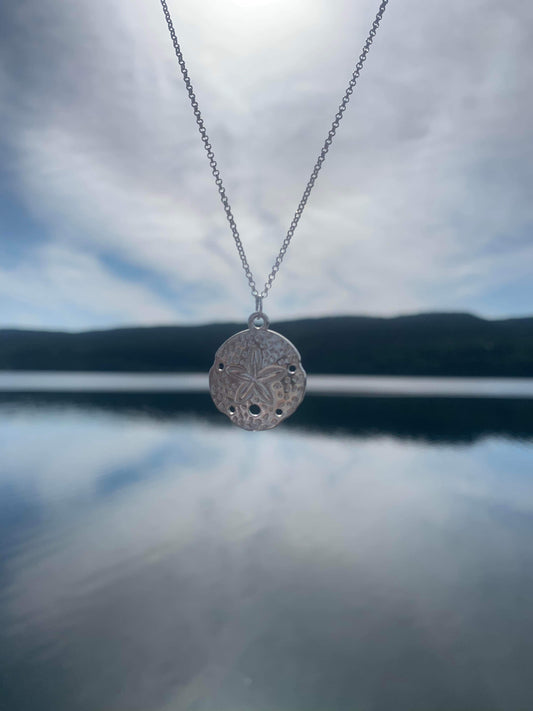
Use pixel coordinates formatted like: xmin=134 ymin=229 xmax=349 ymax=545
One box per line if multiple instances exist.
xmin=255 ymin=295 xmax=263 ymax=313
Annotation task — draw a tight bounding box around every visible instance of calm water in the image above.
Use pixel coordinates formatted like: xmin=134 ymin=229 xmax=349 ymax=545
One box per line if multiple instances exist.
xmin=1 ymin=377 xmax=533 ymax=711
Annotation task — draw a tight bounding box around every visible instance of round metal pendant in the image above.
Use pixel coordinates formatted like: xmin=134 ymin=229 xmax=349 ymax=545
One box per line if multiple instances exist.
xmin=209 ymin=312 xmax=306 ymax=431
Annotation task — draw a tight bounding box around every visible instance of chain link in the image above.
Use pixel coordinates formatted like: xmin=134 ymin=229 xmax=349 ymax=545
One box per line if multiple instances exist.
xmin=159 ymin=0 xmax=389 ymax=301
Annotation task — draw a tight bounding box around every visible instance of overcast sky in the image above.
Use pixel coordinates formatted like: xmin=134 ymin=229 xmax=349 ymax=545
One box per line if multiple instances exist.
xmin=0 ymin=0 xmax=532 ymax=330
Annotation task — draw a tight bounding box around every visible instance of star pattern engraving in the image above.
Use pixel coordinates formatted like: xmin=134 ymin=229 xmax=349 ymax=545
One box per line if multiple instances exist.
xmin=227 ymin=346 xmax=287 ymax=405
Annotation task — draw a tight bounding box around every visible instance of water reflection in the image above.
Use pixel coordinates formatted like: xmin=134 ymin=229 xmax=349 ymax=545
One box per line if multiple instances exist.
xmin=0 ymin=396 xmax=532 ymax=710
xmin=2 ymin=390 xmax=533 ymax=443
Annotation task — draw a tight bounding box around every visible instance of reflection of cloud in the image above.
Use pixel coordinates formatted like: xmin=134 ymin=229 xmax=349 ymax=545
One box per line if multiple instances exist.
xmin=0 ymin=407 xmax=173 ymax=503
xmin=1 ymin=0 xmax=532 ymax=328
xmin=1 ymin=408 xmax=533 ymax=708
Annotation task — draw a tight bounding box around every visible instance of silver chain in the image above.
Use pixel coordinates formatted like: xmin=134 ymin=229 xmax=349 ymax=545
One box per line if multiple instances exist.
xmin=159 ymin=0 xmax=390 ymax=302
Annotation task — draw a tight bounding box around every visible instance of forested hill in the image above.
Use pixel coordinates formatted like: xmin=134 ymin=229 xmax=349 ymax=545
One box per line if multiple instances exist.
xmin=1 ymin=313 xmax=532 ymax=376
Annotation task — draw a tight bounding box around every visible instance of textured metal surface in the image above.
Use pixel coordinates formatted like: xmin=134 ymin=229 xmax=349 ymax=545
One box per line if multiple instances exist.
xmin=159 ymin=0 xmax=390 ymax=300
xmin=209 ymin=315 xmax=306 ymax=431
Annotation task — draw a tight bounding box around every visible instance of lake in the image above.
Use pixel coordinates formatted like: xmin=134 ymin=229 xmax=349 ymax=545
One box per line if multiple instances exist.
xmin=1 ymin=375 xmax=533 ymax=710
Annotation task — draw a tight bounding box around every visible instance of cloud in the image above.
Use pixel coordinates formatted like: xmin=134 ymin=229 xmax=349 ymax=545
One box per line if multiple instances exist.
xmin=0 ymin=243 xmax=176 ymax=329
xmin=0 ymin=0 xmax=532 ymax=328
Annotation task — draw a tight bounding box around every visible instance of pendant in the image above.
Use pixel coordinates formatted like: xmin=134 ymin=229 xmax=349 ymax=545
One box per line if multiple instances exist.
xmin=209 ymin=311 xmax=306 ymax=431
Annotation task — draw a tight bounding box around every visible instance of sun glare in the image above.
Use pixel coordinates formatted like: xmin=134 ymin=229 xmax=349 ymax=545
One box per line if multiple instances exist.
xmin=178 ymin=0 xmax=323 ymax=51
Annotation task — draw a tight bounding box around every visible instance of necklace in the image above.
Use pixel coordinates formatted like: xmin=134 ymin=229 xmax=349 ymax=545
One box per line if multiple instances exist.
xmin=160 ymin=0 xmax=390 ymax=430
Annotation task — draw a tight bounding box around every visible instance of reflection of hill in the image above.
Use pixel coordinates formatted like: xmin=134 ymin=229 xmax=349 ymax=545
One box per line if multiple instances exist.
xmin=2 ymin=392 xmax=532 ymax=444
xmin=1 ymin=313 xmax=533 ymax=376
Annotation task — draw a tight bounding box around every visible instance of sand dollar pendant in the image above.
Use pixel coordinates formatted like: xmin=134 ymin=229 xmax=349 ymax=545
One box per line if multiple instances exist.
xmin=209 ymin=311 xmax=306 ymax=430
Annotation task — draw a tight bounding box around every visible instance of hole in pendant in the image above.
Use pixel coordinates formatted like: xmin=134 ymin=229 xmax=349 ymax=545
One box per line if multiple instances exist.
xmin=218 ymin=362 xmax=224 ymax=371
xmin=253 ymin=316 xmax=265 ymax=329
xmin=228 ymin=405 xmax=235 ymax=415
xmin=288 ymin=364 xmax=297 ymax=373
xmin=275 ymin=408 xmax=283 ymax=417
xmin=249 ymin=404 xmax=261 ymax=416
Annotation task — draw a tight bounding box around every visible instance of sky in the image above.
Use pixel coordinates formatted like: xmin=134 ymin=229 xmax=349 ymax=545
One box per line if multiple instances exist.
xmin=0 ymin=0 xmax=532 ymax=330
